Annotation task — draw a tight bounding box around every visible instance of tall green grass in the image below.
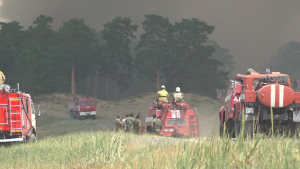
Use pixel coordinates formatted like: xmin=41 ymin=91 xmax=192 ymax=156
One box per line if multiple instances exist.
xmin=1 ymin=131 xmax=300 ymax=169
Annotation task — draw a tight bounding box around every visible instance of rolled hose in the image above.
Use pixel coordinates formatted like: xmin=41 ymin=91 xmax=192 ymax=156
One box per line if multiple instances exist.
xmin=258 ymin=75 xmax=289 ymax=84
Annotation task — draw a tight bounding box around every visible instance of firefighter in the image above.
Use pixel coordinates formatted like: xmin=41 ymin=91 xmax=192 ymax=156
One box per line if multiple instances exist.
xmin=157 ymin=85 xmax=169 ymax=102
xmin=0 ymin=71 xmax=5 ymax=85
xmin=246 ymin=68 xmax=256 ymax=75
xmin=125 ymin=113 xmax=134 ymax=132
xmin=172 ymin=87 xmax=184 ymax=103
xmin=122 ymin=114 xmax=129 ymax=131
xmin=151 ymin=114 xmax=162 ymax=135
xmin=115 ymin=114 xmax=123 ymax=132
xmin=133 ymin=114 xmax=141 ymax=134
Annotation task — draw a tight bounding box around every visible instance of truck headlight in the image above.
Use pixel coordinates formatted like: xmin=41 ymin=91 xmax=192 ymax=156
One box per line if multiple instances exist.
xmin=164 ymin=129 xmax=175 ymax=132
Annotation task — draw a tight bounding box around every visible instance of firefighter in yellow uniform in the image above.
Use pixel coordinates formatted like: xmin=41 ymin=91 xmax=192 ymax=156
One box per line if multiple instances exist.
xmin=157 ymin=85 xmax=169 ymax=102
xmin=0 ymin=71 xmax=5 ymax=85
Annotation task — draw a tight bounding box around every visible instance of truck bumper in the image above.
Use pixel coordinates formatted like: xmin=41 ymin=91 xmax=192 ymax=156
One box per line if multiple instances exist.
xmin=0 ymin=138 xmax=23 ymax=142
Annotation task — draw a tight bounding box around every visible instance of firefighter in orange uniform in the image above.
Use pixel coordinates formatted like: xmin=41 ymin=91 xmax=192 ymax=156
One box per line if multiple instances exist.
xmin=0 ymin=71 xmax=5 ymax=85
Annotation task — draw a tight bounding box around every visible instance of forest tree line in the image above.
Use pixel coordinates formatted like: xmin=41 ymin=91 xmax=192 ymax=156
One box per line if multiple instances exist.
xmin=0 ymin=14 xmax=237 ymax=100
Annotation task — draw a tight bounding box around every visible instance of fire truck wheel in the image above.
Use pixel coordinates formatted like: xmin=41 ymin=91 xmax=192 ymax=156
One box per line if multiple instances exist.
xmin=294 ymin=122 xmax=300 ymax=138
xmin=234 ymin=120 xmax=241 ymax=138
xmin=77 ymin=113 xmax=82 ymax=120
xmin=219 ymin=125 xmax=224 ymax=137
xmin=73 ymin=112 xmax=76 ymax=119
xmin=70 ymin=111 xmax=73 ymax=118
xmin=28 ymin=133 xmax=37 ymax=143
xmin=240 ymin=121 xmax=254 ymax=138
xmin=91 ymin=115 xmax=96 ymax=120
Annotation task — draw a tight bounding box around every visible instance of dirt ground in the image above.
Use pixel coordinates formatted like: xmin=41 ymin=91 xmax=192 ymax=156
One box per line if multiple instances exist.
xmin=35 ymin=93 xmax=222 ymax=137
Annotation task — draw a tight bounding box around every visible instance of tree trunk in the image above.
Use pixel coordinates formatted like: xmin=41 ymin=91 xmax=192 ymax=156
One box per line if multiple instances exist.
xmin=94 ymin=72 xmax=98 ymax=98
xmin=60 ymin=76 xmax=62 ymax=92
xmin=87 ymin=76 xmax=90 ymax=91
xmin=101 ymin=76 xmax=105 ymax=99
xmin=105 ymin=73 xmax=109 ymax=100
xmin=71 ymin=63 xmax=75 ymax=95
xmin=101 ymin=72 xmax=109 ymax=100
xmin=114 ymin=81 xmax=117 ymax=100
xmin=156 ymin=69 xmax=160 ymax=92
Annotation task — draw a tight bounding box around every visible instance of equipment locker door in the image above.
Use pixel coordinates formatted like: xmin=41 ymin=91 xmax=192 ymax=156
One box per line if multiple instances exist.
xmin=0 ymin=106 xmax=8 ymax=124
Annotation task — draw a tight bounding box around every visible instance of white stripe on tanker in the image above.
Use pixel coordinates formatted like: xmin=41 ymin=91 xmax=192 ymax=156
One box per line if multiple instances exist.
xmin=271 ymin=85 xmax=275 ymax=107
xmin=279 ymin=85 xmax=284 ymax=107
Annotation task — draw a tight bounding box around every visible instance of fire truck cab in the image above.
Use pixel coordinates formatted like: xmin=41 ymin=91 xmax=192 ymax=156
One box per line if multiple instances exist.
xmin=219 ymin=69 xmax=300 ymax=137
xmin=68 ymin=97 xmax=96 ymax=120
xmin=0 ymin=84 xmax=41 ymax=143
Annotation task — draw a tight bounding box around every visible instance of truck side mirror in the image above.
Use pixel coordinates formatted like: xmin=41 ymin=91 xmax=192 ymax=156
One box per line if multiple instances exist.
xmin=38 ymin=105 xmax=41 ymax=116
xmin=294 ymin=80 xmax=299 ymax=90
xmin=230 ymin=81 xmax=234 ymax=90
xmin=217 ymin=90 xmax=222 ymax=99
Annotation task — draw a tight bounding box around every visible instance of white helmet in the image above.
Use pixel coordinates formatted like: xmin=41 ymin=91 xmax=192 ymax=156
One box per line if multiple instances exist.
xmin=176 ymin=87 xmax=180 ymax=92
xmin=161 ymin=85 xmax=165 ymax=89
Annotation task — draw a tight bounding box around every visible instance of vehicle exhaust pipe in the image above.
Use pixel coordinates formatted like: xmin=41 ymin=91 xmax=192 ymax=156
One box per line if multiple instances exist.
xmin=17 ymin=83 xmax=19 ymax=92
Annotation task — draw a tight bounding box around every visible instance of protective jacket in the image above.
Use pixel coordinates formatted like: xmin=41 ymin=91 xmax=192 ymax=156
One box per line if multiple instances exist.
xmin=133 ymin=118 xmax=141 ymax=134
xmin=115 ymin=118 xmax=123 ymax=132
xmin=151 ymin=118 xmax=162 ymax=134
xmin=122 ymin=118 xmax=127 ymax=130
xmin=125 ymin=117 xmax=134 ymax=132
xmin=172 ymin=92 xmax=184 ymax=103
xmin=0 ymin=71 xmax=5 ymax=85
xmin=157 ymin=89 xmax=169 ymax=102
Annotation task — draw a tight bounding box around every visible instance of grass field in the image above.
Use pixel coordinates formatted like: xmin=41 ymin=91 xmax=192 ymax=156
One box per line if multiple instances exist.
xmin=1 ymin=93 xmax=300 ymax=168
xmin=1 ymin=131 xmax=300 ymax=169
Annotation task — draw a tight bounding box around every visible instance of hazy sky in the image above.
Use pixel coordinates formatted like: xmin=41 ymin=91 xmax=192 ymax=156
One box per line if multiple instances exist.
xmin=0 ymin=0 xmax=300 ymax=74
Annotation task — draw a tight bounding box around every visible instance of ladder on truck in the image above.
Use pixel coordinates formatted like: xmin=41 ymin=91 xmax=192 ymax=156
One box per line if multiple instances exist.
xmin=9 ymin=97 xmax=22 ymax=133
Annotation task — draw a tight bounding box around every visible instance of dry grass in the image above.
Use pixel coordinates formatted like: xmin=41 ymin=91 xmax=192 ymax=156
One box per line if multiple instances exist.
xmin=1 ymin=131 xmax=300 ymax=169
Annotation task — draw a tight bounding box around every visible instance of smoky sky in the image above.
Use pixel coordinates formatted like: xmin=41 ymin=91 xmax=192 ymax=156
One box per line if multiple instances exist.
xmin=1 ymin=0 xmax=300 ymax=75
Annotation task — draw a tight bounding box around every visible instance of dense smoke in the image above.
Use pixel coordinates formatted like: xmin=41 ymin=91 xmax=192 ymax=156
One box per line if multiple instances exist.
xmin=1 ymin=0 xmax=300 ymax=75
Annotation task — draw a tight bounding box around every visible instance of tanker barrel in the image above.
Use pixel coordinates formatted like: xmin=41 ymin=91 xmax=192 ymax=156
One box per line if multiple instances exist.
xmin=235 ymin=74 xmax=246 ymax=81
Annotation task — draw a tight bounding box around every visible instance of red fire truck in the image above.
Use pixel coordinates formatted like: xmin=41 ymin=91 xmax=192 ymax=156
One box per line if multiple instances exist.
xmin=68 ymin=97 xmax=96 ymax=120
xmin=0 ymin=84 xmax=41 ymax=143
xmin=218 ymin=69 xmax=300 ymax=137
xmin=143 ymin=101 xmax=199 ymax=137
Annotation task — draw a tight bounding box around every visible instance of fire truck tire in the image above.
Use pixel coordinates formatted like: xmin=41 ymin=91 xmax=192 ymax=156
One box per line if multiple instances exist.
xmin=240 ymin=121 xmax=254 ymax=138
xmin=293 ymin=122 xmax=300 ymax=138
xmin=28 ymin=133 xmax=37 ymax=143
xmin=234 ymin=120 xmax=240 ymax=138
xmin=219 ymin=125 xmax=224 ymax=137
xmin=220 ymin=121 xmax=234 ymax=138
xmin=91 ymin=115 xmax=96 ymax=120
xmin=70 ymin=111 xmax=73 ymax=118
xmin=258 ymin=75 xmax=288 ymax=84
xmin=73 ymin=112 xmax=76 ymax=119
xmin=77 ymin=113 xmax=82 ymax=120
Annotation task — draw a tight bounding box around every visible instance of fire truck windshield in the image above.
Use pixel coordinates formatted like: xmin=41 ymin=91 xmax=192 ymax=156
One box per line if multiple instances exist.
xmin=79 ymin=101 xmax=94 ymax=106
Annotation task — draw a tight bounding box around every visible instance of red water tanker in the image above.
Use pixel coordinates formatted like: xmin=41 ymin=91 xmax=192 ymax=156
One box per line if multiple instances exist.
xmin=0 ymin=83 xmax=41 ymax=143
xmin=143 ymin=101 xmax=199 ymax=137
xmin=218 ymin=69 xmax=300 ymax=137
